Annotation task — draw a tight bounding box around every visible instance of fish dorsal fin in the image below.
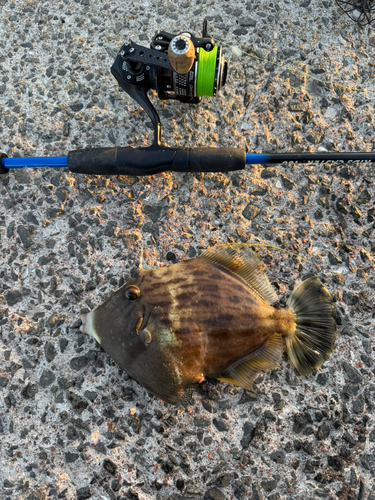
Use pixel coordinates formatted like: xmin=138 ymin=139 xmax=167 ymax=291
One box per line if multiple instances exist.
xmin=218 ymin=333 xmax=283 ymax=391
xmin=198 ymin=244 xmax=278 ymax=305
xmin=139 ymin=248 xmax=153 ymax=271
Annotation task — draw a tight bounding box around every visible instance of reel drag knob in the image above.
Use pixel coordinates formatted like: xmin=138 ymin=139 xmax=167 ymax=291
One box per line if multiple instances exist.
xmin=168 ymin=35 xmax=195 ymax=74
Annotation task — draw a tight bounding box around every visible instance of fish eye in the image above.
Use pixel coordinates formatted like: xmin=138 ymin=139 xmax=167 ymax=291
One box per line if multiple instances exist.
xmin=125 ymin=285 xmax=140 ymax=301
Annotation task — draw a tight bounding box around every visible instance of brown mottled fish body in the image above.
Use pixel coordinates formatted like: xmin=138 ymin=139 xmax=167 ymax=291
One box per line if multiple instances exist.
xmin=81 ymin=245 xmax=336 ymax=405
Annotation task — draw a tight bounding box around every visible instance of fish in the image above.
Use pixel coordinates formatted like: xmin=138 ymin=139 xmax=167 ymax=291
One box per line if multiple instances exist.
xmin=80 ymin=244 xmax=337 ymax=405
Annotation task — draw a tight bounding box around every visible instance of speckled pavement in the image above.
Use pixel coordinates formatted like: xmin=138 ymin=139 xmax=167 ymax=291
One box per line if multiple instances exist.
xmin=0 ymin=1 xmax=375 ymax=499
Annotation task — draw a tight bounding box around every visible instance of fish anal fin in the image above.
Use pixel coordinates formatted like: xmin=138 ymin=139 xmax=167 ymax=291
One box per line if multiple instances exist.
xmin=198 ymin=244 xmax=278 ymax=305
xmin=219 ymin=333 xmax=283 ymax=391
xmin=216 ymin=376 xmax=242 ymax=387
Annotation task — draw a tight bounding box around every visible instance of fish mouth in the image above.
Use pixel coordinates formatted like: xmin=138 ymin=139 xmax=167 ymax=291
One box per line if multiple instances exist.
xmin=80 ymin=313 xmax=90 ymax=334
xmin=80 ymin=312 xmax=101 ymax=344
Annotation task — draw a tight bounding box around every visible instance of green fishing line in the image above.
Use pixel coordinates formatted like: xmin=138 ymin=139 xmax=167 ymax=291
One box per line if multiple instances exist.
xmin=196 ymin=46 xmax=217 ymax=96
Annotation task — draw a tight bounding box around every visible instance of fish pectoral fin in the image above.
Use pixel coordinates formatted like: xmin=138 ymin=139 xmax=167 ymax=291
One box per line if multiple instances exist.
xmin=145 ymin=306 xmax=163 ymax=330
xmin=198 ymin=244 xmax=278 ymax=305
xmin=219 ymin=333 xmax=283 ymax=391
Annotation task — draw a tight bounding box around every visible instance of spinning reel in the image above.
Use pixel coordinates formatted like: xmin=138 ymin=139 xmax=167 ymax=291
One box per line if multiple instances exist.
xmin=111 ymin=19 xmax=228 ymax=145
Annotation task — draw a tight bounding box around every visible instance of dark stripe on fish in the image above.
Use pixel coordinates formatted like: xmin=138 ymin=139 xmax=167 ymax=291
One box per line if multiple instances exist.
xmin=161 ymin=317 xmax=173 ymax=328
xmin=176 ymin=292 xmax=195 ymax=301
xmin=229 ymin=296 xmax=243 ymax=304
xmin=191 ymin=269 xmax=211 ymax=276
xmin=198 ymin=284 xmax=220 ymax=292
xmin=217 ymin=313 xmax=235 ymax=322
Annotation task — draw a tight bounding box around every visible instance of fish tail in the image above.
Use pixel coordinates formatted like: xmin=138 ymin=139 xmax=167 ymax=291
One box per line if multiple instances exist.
xmin=284 ymin=276 xmax=337 ymax=377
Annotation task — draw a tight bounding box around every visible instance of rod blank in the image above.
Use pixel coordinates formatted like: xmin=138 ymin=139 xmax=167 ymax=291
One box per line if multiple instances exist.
xmin=245 ymin=152 xmax=375 ymax=164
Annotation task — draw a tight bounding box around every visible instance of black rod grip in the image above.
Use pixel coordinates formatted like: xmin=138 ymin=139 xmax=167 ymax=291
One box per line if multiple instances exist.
xmin=0 ymin=153 xmax=9 ymax=175
xmin=189 ymin=148 xmax=246 ymax=172
xmin=67 ymin=147 xmax=246 ymax=176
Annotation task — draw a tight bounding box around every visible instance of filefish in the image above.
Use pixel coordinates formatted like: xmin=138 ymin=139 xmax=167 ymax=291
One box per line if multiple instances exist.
xmin=80 ymin=244 xmax=337 ymax=405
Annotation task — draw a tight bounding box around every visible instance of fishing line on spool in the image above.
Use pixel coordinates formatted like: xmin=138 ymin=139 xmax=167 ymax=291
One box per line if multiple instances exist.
xmin=196 ymin=46 xmax=218 ymax=96
xmin=214 ymin=38 xmax=375 ymax=96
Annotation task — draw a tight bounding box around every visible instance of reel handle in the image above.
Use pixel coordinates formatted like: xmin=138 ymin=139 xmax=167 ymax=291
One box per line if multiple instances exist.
xmin=67 ymin=146 xmax=246 ymax=176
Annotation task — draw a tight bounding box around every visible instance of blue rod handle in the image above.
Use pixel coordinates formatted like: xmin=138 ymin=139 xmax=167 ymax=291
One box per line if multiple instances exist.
xmin=246 ymin=154 xmax=271 ymax=164
xmin=2 ymin=157 xmax=68 ymax=169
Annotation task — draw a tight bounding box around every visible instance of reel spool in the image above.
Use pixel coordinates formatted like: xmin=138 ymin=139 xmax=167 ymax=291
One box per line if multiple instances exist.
xmin=111 ymin=20 xmax=227 ymax=145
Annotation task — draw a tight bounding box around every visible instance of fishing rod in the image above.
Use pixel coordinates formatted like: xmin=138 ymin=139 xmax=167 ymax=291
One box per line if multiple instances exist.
xmin=1 ymin=20 xmax=374 ymax=178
